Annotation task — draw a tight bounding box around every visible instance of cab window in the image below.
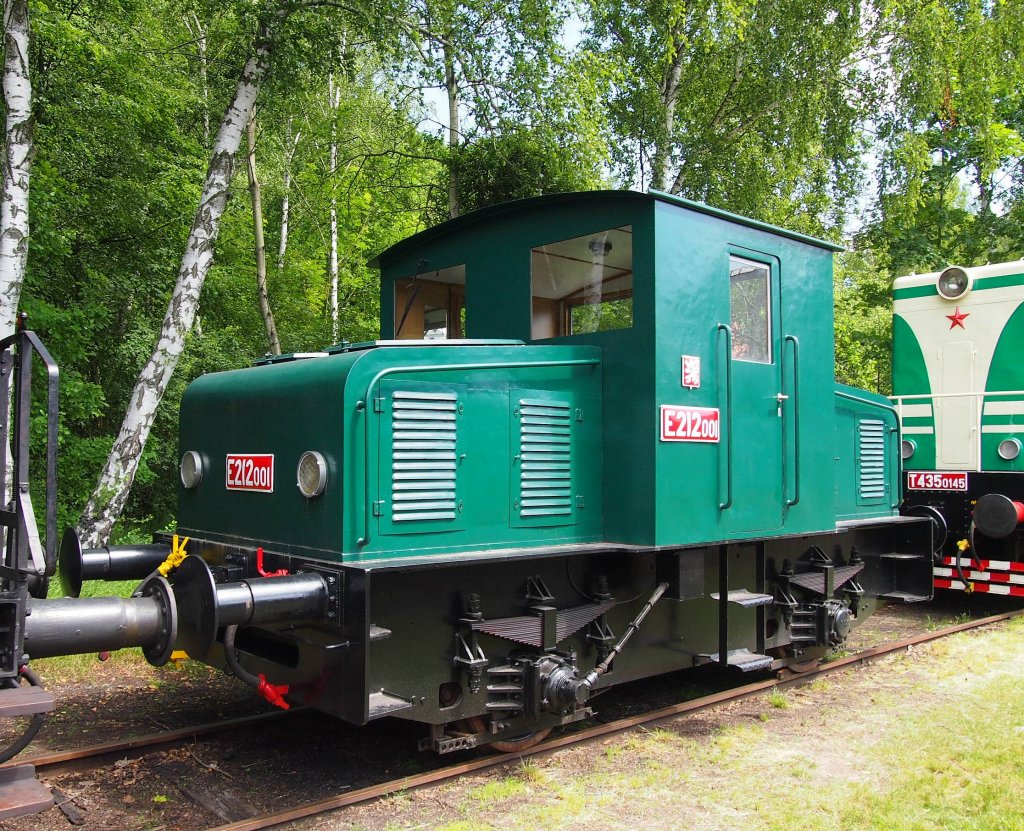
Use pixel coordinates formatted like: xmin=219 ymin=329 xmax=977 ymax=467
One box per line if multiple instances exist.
xmin=729 ymin=256 xmax=771 ymax=363
xmin=531 ymin=227 xmax=633 ymax=339
xmin=394 ymin=264 xmax=466 ymax=339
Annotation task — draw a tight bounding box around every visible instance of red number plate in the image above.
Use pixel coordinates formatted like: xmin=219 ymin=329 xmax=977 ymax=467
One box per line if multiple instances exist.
xmin=226 ymin=454 xmax=275 ymax=492
xmin=660 ymin=405 xmax=720 ymax=443
xmin=907 ymin=471 xmax=967 ymax=491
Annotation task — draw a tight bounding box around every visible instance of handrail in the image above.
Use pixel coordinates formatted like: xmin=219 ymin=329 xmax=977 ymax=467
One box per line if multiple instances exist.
xmin=0 ymin=325 xmax=60 ymax=580
xmin=889 ymin=423 xmax=900 ymax=508
xmin=783 ymin=334 xmax=800 ymax=507
xmin=356 ymin=356 xmax=601 ymax=549
xmin=716 ymin=324 xmax=734 ymax=510
xmin=890 ymin=389 xmax=1024 ymax=473
xmin=891 ymin=390 xmax=1024 ymax=402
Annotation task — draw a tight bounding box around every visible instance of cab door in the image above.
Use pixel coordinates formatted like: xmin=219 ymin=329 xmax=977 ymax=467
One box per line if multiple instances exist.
xmin=723 ymin=253 xmax=784 ymax=532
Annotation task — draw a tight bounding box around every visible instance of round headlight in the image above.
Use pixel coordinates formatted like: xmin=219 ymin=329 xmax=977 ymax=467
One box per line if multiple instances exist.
xmin=901 ymin=439 xmax=917 ymax=460
xmin=998 ymin=438 xmax=1022 ymax=461
xmin=180 ymin=451 xmax=203 ymax=488
xmin=937 ymin=266 xmax=970 ymax=300
xmin=297 ymin=451 xmax=328 ymax=498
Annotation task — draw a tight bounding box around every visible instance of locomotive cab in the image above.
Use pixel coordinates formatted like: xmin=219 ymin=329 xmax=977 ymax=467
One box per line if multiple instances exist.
xmin=376 ymin=191 xmax=881 ymax=547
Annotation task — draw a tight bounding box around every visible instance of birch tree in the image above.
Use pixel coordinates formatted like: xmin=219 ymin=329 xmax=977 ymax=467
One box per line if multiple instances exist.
xmin=276 ymin=117 xmax=301 ymax=273
xmin=328 ymin=73 xmax=340 ymax=338
xmin=246 ymin=107 xmax=282 ymax=354
xmin=0 ymin=0 xmax=32 ymax=339
xmin=76 ymin=11 xmax=281 ymax=547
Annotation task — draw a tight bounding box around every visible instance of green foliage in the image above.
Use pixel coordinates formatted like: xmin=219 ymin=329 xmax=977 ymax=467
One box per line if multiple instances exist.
xmin=452 ymin=128 xmax=606 ymax=211
xmin=865 ymin=0 xmax=1024 ymax=271
xmin=583 ymin=0 xmax=866 ymax=233
xmin=833 ymin=249 xmax=894 ymax=394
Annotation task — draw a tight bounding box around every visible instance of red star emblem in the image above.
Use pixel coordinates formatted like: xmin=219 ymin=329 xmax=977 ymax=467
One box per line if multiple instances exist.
xmin=946 ymin=307 xmax=970 ymax=329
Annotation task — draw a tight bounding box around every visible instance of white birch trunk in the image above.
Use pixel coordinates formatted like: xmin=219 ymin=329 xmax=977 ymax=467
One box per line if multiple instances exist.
xmin=652 ymin=52 xmax=683 ymax=193
xmin=328 ymin=74 xmax=339 ymax=341
xmin=276 ymin=118 xmax=300 ymax=274
xmin=77 ymin=27 xmax=275 ymax=548
xmin=0 ymin=0 xmax=33 ymax=340
xmin=184 ymin=12 xmax=210 ymax=148
xmin=246 ymin=107 xmax=281 ymax=355
xmin=444 ymin=47 xmax=460 ymax=219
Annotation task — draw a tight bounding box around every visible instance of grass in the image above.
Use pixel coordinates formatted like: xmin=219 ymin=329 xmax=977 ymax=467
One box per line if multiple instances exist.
xmin=765 ymin=689 xmax=790 ymax=709
xmin=924 ymin=610 xmax=971 ymax=631
xmin=415 ymin=618 xmax=1024 ymax=831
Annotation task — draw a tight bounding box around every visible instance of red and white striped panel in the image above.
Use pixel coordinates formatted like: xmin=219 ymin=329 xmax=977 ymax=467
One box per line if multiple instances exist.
xmin=934 ymin=556 xmax=1024 ymax=596
xmin=939 ymin=556 xmax=1024 ymax=575
xmin=933 ymin=577 xmax=1024 ymax=597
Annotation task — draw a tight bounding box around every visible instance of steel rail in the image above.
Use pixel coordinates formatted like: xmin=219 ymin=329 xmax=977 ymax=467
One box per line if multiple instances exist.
xmin=209 ymin=608 xmax=1024 ymax=831
xmin=4 ymin=708 xmax=297 ymax=777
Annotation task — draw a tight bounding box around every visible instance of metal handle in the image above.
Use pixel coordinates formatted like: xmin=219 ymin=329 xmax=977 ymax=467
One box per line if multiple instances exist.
xmin=784 ymin=334 xmax=800 ymax=507
xmin=717 ymin=324 xmax=734 ymax=510
xmin=889 ymin=425 xmax=900 ymax=508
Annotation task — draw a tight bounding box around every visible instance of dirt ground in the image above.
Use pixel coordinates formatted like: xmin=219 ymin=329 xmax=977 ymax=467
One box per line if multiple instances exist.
xmin=0 ymin=595 xmax=1017 ymax=831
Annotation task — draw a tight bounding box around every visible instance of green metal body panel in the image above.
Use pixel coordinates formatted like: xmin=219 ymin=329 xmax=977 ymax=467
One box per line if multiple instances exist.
xmin=981 ymin=302 xmax=1024 ymax=472
xmin=178 ymin=343 xmax=604 ymax=562
xmin=833 ymin=384 xmax=900 ymax=521
xmin=891 ymin=314 xmax=935 ymax=469
xmin=377 ymin=192 xmax=658 ymax=544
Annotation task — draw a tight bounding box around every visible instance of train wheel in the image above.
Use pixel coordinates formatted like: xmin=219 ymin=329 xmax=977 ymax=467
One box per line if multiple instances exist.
xmin=785 ymin=658 xmax=821 ymax=674
xmin=466 ymin=716 xmax=551 ymax=753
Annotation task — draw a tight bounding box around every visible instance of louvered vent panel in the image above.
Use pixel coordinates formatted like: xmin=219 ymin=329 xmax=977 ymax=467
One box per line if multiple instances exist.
xmin=518 ymin=400 xmax=572 ymax=519
xmin=391 ymin=391 xmax=457 ymax=522
xmin=858 ymin=418 xmax=886 ymax=500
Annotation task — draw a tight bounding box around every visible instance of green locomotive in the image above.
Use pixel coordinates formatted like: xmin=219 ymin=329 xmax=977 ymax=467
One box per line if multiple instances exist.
xmin=3 ymin=191 xmax=932 ymax=769
xmin=892 ymin=261 xmax=1024 ymax=595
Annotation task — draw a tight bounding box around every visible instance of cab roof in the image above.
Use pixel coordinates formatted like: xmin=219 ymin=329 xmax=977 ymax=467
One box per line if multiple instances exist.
xmin=369 ymin=189 xmax=843 ymax=268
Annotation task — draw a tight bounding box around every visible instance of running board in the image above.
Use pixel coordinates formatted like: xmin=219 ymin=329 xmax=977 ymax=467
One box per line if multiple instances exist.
xmin=0 ymin=765 xmax=53 ymax=820
xmin=880 ymin=591 xmax=930 ymax=603
xmin=0 ymin=686 xmax=55 ymax=717
xmin=368 ymin=690 xmax=414 ymax=719
xmin=710 ymin=589 xmax=774 ymax=607
xmin=698 ymin=649 xmax=773 ymax=673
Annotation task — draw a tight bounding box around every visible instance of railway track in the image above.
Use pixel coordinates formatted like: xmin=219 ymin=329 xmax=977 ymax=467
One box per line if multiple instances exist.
xmin=10 ymin=607 xmax=1020 ymax=830
xmin=9 ymin=709 xmax=297 ymax=778
xmin=207 ymin=608 xmax=1023 ymax=831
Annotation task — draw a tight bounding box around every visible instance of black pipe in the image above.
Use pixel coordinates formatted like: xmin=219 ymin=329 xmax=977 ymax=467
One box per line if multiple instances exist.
xmin=172 ymin=555 xmax=328 ymax=660
xmin=218 ymin=574 xmax=329 ymax=627
xmin=23 ymin=575 xmax=177 ymax=665
xmin=59 ymin=527 xmax=169 ymax=598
